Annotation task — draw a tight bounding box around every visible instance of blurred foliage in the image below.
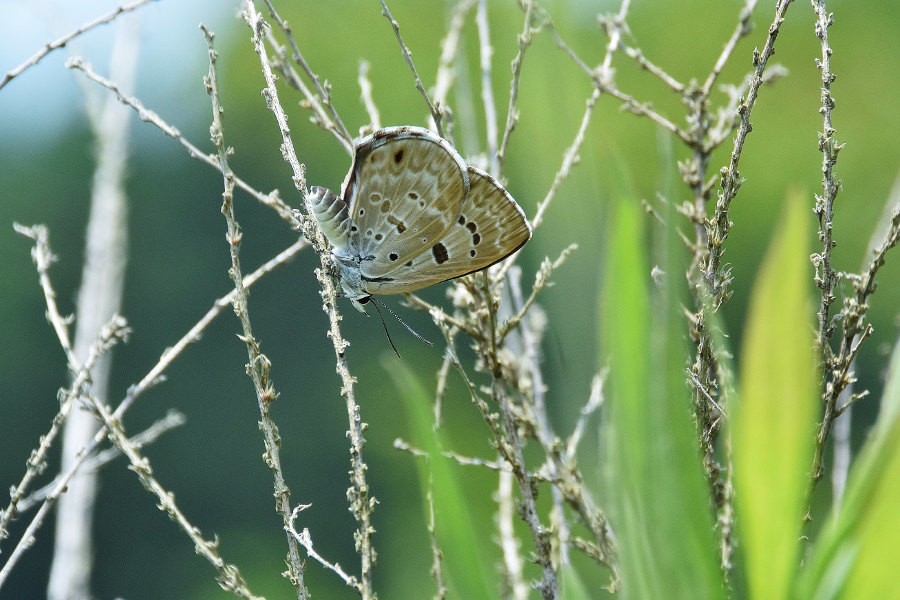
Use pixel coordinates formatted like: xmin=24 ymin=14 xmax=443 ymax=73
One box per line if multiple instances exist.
xmin=1 ymin=0 xmax=899 ymax=598
xmin=601 ymin=198 xmax=722 ymax=599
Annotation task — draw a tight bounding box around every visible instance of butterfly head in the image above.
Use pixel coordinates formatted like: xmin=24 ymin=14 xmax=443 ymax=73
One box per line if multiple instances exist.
xmin=329 ymin=249 xmax=373 ymax=313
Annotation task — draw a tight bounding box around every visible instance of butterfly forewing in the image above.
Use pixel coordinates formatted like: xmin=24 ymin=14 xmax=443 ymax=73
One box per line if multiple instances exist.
xmin=364 ymin=167 xmax=532 ymax=295
xmin=343 ymin=127 xmax=469 ymax=279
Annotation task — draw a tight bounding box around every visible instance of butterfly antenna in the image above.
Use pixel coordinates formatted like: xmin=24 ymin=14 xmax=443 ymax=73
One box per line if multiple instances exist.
xmin=369 ymin=299 xmax=402 ymax=358
xmin=369 ymin=296 xmax=434 ymax=351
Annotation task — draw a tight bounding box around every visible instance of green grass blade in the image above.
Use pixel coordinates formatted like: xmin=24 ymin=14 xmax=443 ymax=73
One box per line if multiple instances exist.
xmin=797 ymin=332 xmax=900 ymax=600
xmin=732 ymin=196 xmax=817 ymax=600
xmin=601 ymin=198 xmax=723 ymax=600
xmin=386 ymin=360 xmax=496 ymax=600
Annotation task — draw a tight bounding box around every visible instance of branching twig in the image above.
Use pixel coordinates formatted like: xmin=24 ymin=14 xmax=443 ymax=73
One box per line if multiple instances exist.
xmin=545 ymin=18 xmax=692 ymax=145
xmin=16 ymin=410 xmax=186 ymax=513
xmin=241 ymin=4 xmax=375 ymax=597
xmin=475 ymin=0 xmax=499 ymax=174
xmin=288 ymin=505 xmax=360 ymax=589
xmin=0 ymin=0 xmax=157 ymax=91
xmin=358 ymin=60 xmax=381 ymax=132
xmin=66 ymin=57 xmax=296 ymax=224
xmin=202 ymin=23 xmax=308 ymax=598
xmin=2 ymin=226 xmax=302 ymax=558
xmin=806 ymin=0 xmax=844 ymax=509
xmin=261 ymin=0 xmax=354 ymax=152
xmin=498 ymin=0 xmax=543 ymax=172
xmin=379 ymin=0 xmax=445 ymax=137
xmin=596 ymin=0 xmax=633 ymax=83
xmin=809 ymin=203 xmax=900 ymax=511
xmin=704 ymin=0 xmax=793 ymax=299
xmin=0 ymin=315 xmax=131 ymax=591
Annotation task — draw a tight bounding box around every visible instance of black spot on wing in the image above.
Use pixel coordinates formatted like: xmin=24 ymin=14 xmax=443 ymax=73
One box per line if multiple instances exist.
xmin=432 ymin=243 xmax=449 ymax=265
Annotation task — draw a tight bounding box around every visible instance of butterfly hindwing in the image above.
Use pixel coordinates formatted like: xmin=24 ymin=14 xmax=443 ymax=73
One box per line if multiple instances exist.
xmin=363 ymin=167 xmax=532 ymax=295
xmin=342 ymin=126 xmax=469 ymax=279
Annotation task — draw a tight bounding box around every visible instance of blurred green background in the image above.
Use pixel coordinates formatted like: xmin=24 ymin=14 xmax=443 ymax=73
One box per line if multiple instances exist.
xmin=2 ymin=0 xmax=898 ymax=598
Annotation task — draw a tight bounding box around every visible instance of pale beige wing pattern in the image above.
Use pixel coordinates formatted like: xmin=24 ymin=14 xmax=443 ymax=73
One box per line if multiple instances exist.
xmin=364 ymin=167 xmax=531 ymax=295
xmin=344 ymin=126 xmax=469 ymax=279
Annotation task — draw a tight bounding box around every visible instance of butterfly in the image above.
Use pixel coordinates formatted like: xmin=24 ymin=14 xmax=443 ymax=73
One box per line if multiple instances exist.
xmin=308 ymin=126 xmax=532 ymax=313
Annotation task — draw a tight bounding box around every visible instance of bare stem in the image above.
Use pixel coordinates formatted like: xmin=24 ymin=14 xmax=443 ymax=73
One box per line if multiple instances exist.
xmin=242 ymin=3 xmax=375 ymax=597
xmin=475 ymin=0 xmax=499 ymax=174
xmin=202 ymin=24 xmax=308 ymax=598
xmin=66 ymin=57 xmax=296 ymax=224
xmin=498 ymin=0 xmax=542 ymax=172
xmin=704 ymin=0 xmax=793 ymax=297
xmin=806 ymin=0 xmax=846 ymax=513
xmin=261 ymin=0 xmax=354 ymax=152
xmin=0 ymin=0 xmax=156 ymax=91
xmin=379 ymin=0 xmax=445 ymax=138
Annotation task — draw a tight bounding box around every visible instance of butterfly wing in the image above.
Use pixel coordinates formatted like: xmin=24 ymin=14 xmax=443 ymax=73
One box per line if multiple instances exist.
xmin=364 ymin=166 xmax=531 ymax=295
xmin=342 ymin=126 xmax=469 ymax=279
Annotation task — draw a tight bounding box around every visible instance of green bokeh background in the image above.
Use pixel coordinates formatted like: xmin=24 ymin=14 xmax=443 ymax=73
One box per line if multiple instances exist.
xmin=1 ymin=1 xmax=898 ymax=598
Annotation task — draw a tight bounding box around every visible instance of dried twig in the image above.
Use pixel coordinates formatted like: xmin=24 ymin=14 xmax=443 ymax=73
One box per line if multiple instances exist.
xmin=498 ymin=0 xmax=543 ymax=172
xmin=66 ymin=57 xmax=296 ymax=224
xmin=358 ymin=60 xmax=381 ymax=132
xmin=0 ymin=0 xmax=157 ymax=91
xmin=202 ymin=23 xmax=308 ymax=597
xmin=379 ymin=0 xmax=445 ymax=137
xmin=261 ymin=0 xmax=354 ymax=151
xmin=242 ymin=3 xmax=375 ymax=597
xmin=475 ymin=0 xmax=499 ymax=174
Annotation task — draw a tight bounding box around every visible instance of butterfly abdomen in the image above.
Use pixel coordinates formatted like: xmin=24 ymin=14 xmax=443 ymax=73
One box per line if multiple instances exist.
xmin=308 ymin=186 xmax=351 ymax=248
